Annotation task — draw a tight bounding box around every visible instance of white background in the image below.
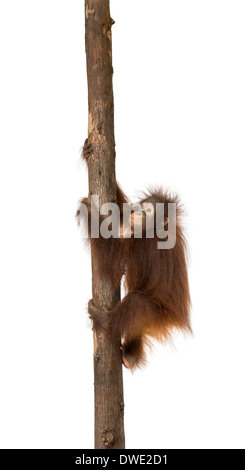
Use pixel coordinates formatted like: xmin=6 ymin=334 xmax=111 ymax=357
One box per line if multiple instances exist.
xmin=0 ymin=0 xmax=245 ymax=449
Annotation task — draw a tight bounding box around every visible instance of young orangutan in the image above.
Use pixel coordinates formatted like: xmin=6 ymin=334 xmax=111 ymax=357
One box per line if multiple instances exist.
xmin=77 ymin=140 xmax=191 ymax=369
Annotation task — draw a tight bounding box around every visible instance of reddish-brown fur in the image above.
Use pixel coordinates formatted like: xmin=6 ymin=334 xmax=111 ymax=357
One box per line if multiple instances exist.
xmin=77 ymin=141 xmax=191 ymax=369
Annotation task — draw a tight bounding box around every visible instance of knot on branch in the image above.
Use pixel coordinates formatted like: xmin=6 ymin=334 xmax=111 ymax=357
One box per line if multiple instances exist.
xmin=102 ymin=18 xmax=115 ymax=40
xmin=86 ymin=5 xmax=95 ymax=19
xmin=102 ymin=428 xmax=117 ymax=449
xmin=120 ymin=400 xmax=125 ymax=416
xmin=88 ymin=299 xmax=111 ymax=333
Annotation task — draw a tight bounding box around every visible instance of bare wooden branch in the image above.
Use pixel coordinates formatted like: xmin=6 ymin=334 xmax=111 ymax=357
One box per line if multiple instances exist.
xmin=84 ymin=0 xmax=125 ymax=449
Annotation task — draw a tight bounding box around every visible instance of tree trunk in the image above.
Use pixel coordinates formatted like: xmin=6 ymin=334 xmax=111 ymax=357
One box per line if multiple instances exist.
xmin=84 ymin=0 xmax=125 ymax=449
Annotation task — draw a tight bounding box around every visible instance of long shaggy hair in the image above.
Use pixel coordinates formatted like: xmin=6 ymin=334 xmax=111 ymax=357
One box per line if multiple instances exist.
xmin=78 ymin=183 xmax=191 ymax=369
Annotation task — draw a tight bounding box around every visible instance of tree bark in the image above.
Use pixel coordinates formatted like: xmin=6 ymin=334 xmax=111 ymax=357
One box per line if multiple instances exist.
xmin=84 ymin=0 xmax=125 ymax=449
